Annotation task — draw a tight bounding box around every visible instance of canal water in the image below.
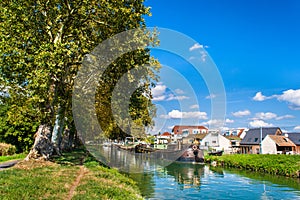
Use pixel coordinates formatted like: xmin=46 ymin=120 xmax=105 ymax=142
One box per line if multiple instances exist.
xmin=129 ymin=162 xmax=300 ymax=200
xmin=91 ymin=145 xmax=300 ymax=199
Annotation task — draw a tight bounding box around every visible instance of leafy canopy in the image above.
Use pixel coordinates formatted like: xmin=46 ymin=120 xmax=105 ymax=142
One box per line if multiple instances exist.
xmin=0 ymin=0 xmax=160 ymax=151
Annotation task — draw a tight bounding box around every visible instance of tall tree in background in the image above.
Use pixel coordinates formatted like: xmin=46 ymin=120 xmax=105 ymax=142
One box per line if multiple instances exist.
xmin=0 ymin=0 xmax=160 ymax=155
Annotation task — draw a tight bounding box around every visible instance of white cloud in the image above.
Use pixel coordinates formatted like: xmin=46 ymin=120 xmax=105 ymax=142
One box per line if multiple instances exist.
xmin=188 ymin=43 xmax=208 ymax=62
xmin=253 ymin=92 xmax=269 ymax=101
xmin=202 ymin=119 xmax=225 ymax=127
xmin=161 ymin=110 xmax=208 ymax=120
xmin=152 ymin=83 xmax=167 ymax=101
xmin=200 ymin=51 xmax=207 ymax=62
xmin=255 ymin=112 xmax=277 ymax=120
xmin=232 ymin=110 xmax=251 ymax=117
xmin=152 ymin=95 xmax=166 ymax=101
xmin=225 ymin=118 xmax=234 ymax=123
xmin=166 ymin=94 xmax=189 ymax=101
xmin=206 ymin=94 xmax=217 ymax=99
xmin=189 ymin=52 xmax=207 ymax=62
xmin=276 ymin=114 xmax=294 ymax=120
xmin=174 ymin=89 xmax=185 ymax=94
xmin=254 ymin=112 xmax=294 ymax=121
xmin=189 ymin=43 xmax=204 ymax=51
xmin=253 ymin=89 xmax=300 ymax=110
xmin=294 ymin=126 xmax=300 ymax=130
xmin=190 ymin=104 xmax=199 ymax=109
xmin=151 ymin=84 xmax=189 ymax=101
xmin=276 ymin=89 xmax=300 ymax=109
xmin=249 ymin=120 xmax=273 ymax=128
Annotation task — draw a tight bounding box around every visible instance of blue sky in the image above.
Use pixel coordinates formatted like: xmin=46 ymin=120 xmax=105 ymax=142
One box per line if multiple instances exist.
xmin=144 ymin=0 xmax=300 ymax=133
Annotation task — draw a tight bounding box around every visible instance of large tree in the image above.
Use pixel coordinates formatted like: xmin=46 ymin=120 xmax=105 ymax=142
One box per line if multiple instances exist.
xmin=0 ymin=0 xmax=160 ymax=155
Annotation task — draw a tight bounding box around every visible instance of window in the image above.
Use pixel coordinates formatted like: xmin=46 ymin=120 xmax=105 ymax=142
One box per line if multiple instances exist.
xmin=254 ymin=138 xmax=258 ymax=142
xmin=212 ymin=141 xmax=216 ymax=144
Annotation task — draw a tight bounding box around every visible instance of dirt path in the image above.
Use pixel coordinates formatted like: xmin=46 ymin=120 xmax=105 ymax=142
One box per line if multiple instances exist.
xmin=0 ymin=160 xmax=21 ymax=170
xmin=67 ymin=165 xmax=85 ymax=200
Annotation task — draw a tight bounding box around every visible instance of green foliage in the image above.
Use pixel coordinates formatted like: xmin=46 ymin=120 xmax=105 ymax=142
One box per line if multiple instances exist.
xmin=0 ymin=0 xmax=160 ymax=150
xmin=205 ymin=154 xmax=300 ymax=178
xmin=0 ymin=143 xmax=16 ymax=156
xmin=0 ymin=103 xmax=39 ymax=152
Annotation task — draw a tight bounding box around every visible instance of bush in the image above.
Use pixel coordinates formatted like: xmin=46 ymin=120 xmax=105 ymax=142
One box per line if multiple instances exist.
xmin=0 ymin=143 xmax=16 ymax=156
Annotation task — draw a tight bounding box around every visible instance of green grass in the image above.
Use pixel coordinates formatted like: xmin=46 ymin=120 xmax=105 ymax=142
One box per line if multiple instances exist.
xmin=0 ymin=163 xmax=78 ymax=199
xmin=205 ymin=154 xmax=300 ymax=178
xmin=73 ymin=165 xmax=143 ymax=200
xmin=0 ymin=153 xmax=26 ymax=163
xmin=0 ymin=149 xmax=143 ymax=200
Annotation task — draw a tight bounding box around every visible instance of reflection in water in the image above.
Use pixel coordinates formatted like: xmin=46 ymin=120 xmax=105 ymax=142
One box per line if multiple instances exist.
xmin=164 ymin=162 xmax=205 ymax=190
xmin=87 ymin=145 xmax=300 ymax=199
xmin=86 ymin=144 xmax=188 ymax=173
xmin=225 ymin=167 xmax=300 ymax=192
xmin=132 ymin=164 xmax=300 ymax=199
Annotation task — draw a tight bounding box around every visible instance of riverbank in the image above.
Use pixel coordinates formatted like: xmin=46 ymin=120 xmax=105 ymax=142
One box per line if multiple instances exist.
xmin=205 ymin=154 xmax=300 ymax=178
xmin=0 ymin=150 xmax=143 ymax=200
xmin=0 ymin=153 xmax=26 ymax=163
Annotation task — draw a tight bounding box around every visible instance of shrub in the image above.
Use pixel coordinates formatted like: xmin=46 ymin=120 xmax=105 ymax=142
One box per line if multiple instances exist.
xmin=0 ymin=143 xmax=17 ymax=156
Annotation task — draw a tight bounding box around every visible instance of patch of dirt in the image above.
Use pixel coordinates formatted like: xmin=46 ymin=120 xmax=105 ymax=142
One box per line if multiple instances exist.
xmin=67 ymin=166 xmax=87 ymax=200
xmin=13 ymin=159 xmax=59 ymax=170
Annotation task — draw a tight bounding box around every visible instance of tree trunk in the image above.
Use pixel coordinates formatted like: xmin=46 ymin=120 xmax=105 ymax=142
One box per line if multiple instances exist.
xmin=25 ymin=125 xmax=53 ymax=160
xmin=51 ymin=106 xmax=65 ymax=156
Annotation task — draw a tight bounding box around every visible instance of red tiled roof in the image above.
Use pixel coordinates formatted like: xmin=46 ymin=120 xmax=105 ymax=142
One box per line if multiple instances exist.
xmin=161 ymin=132 xmax=171 ymax=136
xmin=237 ymin=129 xmax=244 ymax=137
xmin=172 ymin=125 xmax=208 ymax=133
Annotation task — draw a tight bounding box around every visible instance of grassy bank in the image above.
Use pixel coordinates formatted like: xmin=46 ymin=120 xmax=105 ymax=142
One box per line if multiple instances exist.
xmin=205 ymin=154 xmax=300 ymax=178
xmin=0 ymin=153 xmax=26 ymax=163
xmin=0 ymin=150 xmax=143 ymax=200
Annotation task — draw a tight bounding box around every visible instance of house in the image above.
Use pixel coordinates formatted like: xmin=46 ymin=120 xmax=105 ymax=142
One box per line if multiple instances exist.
xmin=225 ymin=135 xmax=242 ymax=154
xmin=172 ymin=125 xmax=208 ymax=137
xmin=261 ymin=135 xmax=296 ymax=154
xmin=286 ymin=133 xmax=300 ymax=154
xmin=182 ymin=133 xmax=208 ymax=145
xmin=240 ymin=127 xmax=282 ymax=154
xmin=223 ymin=128 xmax=248 ymax=139
xmin=155 ymin=132 xmax=171 ymax=144
xmin=200 ymin=132 xmax=231 ymax=153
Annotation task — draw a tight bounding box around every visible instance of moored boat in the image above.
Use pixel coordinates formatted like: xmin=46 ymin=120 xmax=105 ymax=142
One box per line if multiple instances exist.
xmin=114 ymin=142 xmax=204 ymax=163
xmin=176 ymin=144 xmax=204 ymax=163
xmin=208 ymin=150 xmax=223 ymax=156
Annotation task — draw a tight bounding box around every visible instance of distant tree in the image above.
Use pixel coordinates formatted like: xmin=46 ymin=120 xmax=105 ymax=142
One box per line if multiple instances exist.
xmin=0 ymin=0 xmax=160 ymax=155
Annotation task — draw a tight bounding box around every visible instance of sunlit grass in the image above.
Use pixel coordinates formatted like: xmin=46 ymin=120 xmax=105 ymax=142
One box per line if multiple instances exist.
xmin=0 ymin=150 xmax=142 ymax=200
xmin=0 ymin=153 xmax=26 ymax=163
xmin=205 ymin=154 xmax=300 ymax=178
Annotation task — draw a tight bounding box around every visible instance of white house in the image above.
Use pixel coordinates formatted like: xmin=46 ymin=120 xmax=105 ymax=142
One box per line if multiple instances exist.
xmin=200 ymin=132 xmax=231 ymax=153
xmin=261 ymin=135 xmax=296 ymax=154
xmin=156 ymin=132 xmax=172 ymax=144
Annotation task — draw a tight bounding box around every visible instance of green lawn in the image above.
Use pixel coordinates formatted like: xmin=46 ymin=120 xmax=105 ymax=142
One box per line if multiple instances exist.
xmin=0 ymin=153 xmax=26 ymax=163
xmin=0 ymin=150 xmax=143 ymax=200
